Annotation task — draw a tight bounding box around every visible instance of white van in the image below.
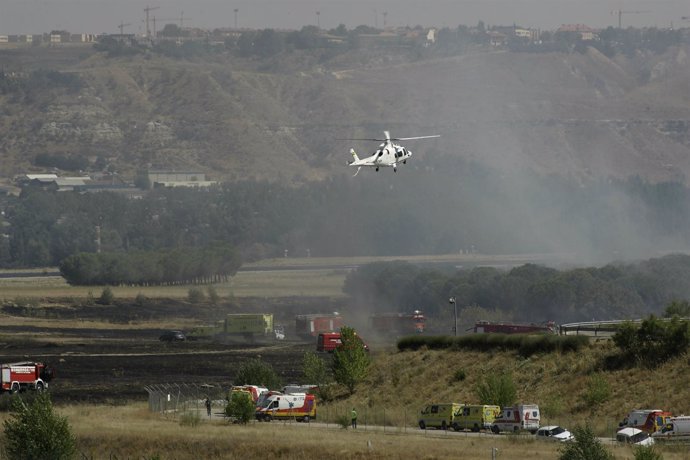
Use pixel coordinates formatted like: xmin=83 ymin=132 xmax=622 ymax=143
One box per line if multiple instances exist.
xmin=491 ymin=404 xmax=540 ymax=434
xmin=652 ymin=416 xmax=690 ymax=439
xmin=616 ymin=427 xmax=654 ymax=446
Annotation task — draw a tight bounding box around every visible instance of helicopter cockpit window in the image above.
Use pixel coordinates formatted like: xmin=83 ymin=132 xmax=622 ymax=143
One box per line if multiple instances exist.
xmin=377 ymin=150 xmax=383 ymax=157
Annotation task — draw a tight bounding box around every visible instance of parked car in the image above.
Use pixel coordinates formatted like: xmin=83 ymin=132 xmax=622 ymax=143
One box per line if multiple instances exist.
xmin=535 ymin=425 xmax=574 ymax=442
xmin=616 ymin=427 xmax=655 ymax=446
xmin=159 ymin=330 xmax=186 ymax=342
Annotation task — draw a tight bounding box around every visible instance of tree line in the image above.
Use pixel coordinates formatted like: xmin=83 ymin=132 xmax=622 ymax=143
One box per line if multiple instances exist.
xmin=4 ymin=159 xmax=690 ymax=270
xmin=343 ymin=255 xmax=690 ymax=323
xmin=59 ymin=244 xmax=241 ymax=286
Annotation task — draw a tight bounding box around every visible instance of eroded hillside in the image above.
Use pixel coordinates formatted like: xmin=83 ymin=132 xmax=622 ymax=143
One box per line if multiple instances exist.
xmin=0 ymin=44 xmax=689 ymax=184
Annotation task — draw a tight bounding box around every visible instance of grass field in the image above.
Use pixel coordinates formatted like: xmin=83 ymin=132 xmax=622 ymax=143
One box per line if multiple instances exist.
xmin=4 ymin=402 xmax=684 ymax=460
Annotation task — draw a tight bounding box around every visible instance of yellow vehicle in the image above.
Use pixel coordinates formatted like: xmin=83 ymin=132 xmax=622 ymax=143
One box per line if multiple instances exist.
xmin=418 ymin=403 xmax=461 ymax=430
xmin=452 ymin=404 xmax=501 ymax=432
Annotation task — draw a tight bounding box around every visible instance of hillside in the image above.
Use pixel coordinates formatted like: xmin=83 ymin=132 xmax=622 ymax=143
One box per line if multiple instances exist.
xmin=0 ymin=44 xmax=689 ymax=185
xmin=327 ymin=341 xmax=690 ymax=434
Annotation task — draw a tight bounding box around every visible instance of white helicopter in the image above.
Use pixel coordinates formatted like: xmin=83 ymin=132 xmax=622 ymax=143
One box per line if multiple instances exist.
xmin=343 ymin=131 xmax=440 ymax=176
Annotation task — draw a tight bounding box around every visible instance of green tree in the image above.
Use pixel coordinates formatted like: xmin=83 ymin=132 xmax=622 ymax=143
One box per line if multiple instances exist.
xmin=665 ymin=300 xmax=690 ymax=318
xmin=331 ymin=327 xmax=370 ymax=395
xmin=234 ymin=358 xmax=281 ymax=389
xmin=3 ymin=393 xmax=76 ymax=460
xmin=475 ymin=373 xmax=516 ymax=408
xmin=98 ymin=286 xmax=114 ymax=305
xmin=559 ymin=425 xmax=613 ymax=460
xmin=302 ymin=351 xmax=333 ymax=401
xmin=225 ymin=392 xmax=255 ymax=424
xmin=187 ymin=287 xmax=205 ymax=304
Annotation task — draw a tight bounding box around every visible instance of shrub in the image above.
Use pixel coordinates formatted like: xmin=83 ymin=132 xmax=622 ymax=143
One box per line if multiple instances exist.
xmin=207 ymin=285 xmax=219 ymax=305
xmin=633 ymin=445 xmax=664 ymax=460
xmin=98 ymin=286 xmax=114 ymax=305
xmin=558 ymin=425 xmax=613 ymax=460
xmin=335 ymin=414 xmax=350 ymax=429
xmin=225 ymin=392 xmax=255 ymax=424
xmin=451 ymin=368 xmax=467 ymax=382
xmin=135 ymin=292 xmax=148 ymax=307
xmin=613 ymin=315 xmax=690 ymax=368
xmin=234 ymin=358 xmax=281 ymax=389
xmin=3 ymin=393 xmax=76 ymax=460
xmin=475 ymin=373 xmax=516 ymax=408
xmin=187 ymin=287 xmax=205 ymax=304
xmin=581 ymin=373 xmax=611 ymax=406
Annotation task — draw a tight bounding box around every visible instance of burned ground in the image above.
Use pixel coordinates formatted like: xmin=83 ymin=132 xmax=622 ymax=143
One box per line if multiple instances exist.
xmin=0 ymin=298 xmax=342 ymax=404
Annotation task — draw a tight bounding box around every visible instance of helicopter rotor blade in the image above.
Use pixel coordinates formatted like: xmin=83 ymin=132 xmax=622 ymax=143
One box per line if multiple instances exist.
xmin=390 ymin=135 xmax=441 ymax=141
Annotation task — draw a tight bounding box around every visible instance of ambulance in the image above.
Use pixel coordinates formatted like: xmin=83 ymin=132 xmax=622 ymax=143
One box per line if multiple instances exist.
xmin=452 ymin=404 xmax=501 ymax=432
xmin=491 ymin=404 xmax=540 ymax=434
xmin=418 ymin=403 xmax=461 ymax=430
xmin=255 ymin=393 xmax=316 ymax=422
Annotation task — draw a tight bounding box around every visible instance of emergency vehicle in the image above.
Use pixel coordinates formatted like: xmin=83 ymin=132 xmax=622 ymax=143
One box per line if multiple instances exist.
xmin=491 ymin=404 xmax=540 ymax=434
xmin=369 ymin=311 xmax=426 ymax=336
xmin=619 ymin=409 xmax=673 ymax=433
xmin=230 ymin=385 xmax=268 ymax=403
xmin=255 ymin=393 xmax=316 ymax=422
xmin=295 ymin=314 xmax=344 ymax=339
xmin=653 ymin=416 xmax=690 ymax=439
xmin=316 ymin=332 xmax=369 ymax=353
xmin=418 ymin=403 xmax=460 ymax=430
xmin=1 ymin=362 xmax=53 ymax=393
xmin=452 ymin=404 xmax=501 ymax=432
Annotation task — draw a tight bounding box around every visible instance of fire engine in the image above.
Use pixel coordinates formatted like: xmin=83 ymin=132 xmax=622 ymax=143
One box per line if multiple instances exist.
xmin=295 ymin=313 xmax=344 ymax=339
xmin=370 ymin=310 xmax=426 ymax=336
xmin=1 ymin=362 xmax=53 ymax=393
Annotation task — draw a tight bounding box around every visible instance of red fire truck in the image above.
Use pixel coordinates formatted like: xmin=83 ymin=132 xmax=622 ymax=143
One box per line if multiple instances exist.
xmin=369 ymin=310 xmax=426 ymax=336
xmin=473 ymin=321 xmax=557 ymax=334
xmin=1 ymin=362 xmax=53 ymax=393
xmin=295 ymin=313 xmax=344 ymax=339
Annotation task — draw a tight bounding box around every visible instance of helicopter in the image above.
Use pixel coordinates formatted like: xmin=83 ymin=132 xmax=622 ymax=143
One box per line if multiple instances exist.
xmin=343 ymin=131 xmax=440 ymax=176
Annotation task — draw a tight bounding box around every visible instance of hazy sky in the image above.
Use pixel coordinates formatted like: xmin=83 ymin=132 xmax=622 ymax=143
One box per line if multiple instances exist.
xmin=0 ymin=0 xmax=687 ymax=35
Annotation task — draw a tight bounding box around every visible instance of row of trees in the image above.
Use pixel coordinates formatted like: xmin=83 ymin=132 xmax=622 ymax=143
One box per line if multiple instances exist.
xmin=5 ymin=158 xmax=690 ymax=269
xmin=59 ymin=244 xmax=241 ymax=286
xmin=344 ymin=255 xmax=690 ymax=323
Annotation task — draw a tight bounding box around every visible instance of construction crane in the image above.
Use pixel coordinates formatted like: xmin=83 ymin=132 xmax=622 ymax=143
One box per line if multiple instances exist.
xmin=144 ymin=5 xmax=160 ymax=38
xmin=117 ymin=21 xmax=132 ymax=35
xmin=611 ymin=9 xmax=650 ymax=29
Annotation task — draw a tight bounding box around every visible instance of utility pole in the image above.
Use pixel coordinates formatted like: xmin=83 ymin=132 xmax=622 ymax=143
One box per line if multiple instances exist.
xmin=144 ymin=5 xmax=160 ymax=38
xmin=316 ymin=10 xmax=320 ymax=28
xmin=449 ymin=297 xmax=457 ymax=336
xmin=234 ymin=8 xmax=239 ymax=29
xmin=382 ymin=11 xmax=388 ymax=29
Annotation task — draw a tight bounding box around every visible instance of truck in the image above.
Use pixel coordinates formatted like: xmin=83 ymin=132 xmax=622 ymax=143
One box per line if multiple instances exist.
xmin=1 ymin=362 xmax=53 ymax=393
xmin=255 ymin=393 xmax=316 ymax=422
xmin=189 ymin=314 xmax=278 ymax=341
xmin=316 ymin=332 xmax=369 ymax=353
xmin=451 ymin=404 xmax=501 ymax=432
xmin=491 ymin=404 xmax=540 ymax=434
xmin=369 ymin=310 xmax=426 ymax=336
xmin=652 ymin=416 xmax=690 ymax=440
xmin=418 ymin=403 xmax=460 ymax=430
xmin=474 ymin=321 xmax=557 ymax=334
xmin=619 ymin=409 xmax=672 ymax=433
xmin=230 ymin=385 xmax=268 ymax=403
xmin=295 ymin=313 xmax=344 ymax=339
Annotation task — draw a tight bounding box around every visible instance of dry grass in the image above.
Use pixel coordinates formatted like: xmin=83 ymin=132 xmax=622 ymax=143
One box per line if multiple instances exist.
xmin=0 ymin=402 xmax=682 ymax=459
xmin=0 ymin=268 xmax=348 ymax=300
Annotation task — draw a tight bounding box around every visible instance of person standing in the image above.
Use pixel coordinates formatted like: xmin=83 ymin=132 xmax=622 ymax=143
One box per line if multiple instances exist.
xmin=351 ymin=407 xmax=358 ymax=429
xmin=205 ymin=397 xmax=212 ymax=418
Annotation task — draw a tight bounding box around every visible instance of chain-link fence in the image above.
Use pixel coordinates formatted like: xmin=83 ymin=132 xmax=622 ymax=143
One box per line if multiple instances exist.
xmin=145 ymin=383 xmax=226 ymax=417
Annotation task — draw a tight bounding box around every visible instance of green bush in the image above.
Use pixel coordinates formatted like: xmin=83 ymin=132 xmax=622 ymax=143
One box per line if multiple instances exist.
xmin=475 ymin=373 xmax=516 ymax=408
xmin=225 ymin=392 xmax=255 ymax=424
xmin=98 ymin=286 xmax=114 ymax=305
xmin=187 ymin=287 xmax=206 ymax=304
xmin=633 ymin=445 xmax=664 ymax=460
xmin=581 ymin=373 xmax=611 ymax=406
xmin=613 ymin=316 xmax=690 ymax=368
xmin=558 ymin=425 xmax=613 ymax=460
xmin=3 ymin=393 xmax=76 ymax=460
xmin=451 ymin=368 xmax=467 ymax=382
xmin=234 ymin=358 xmax=281 ymax=389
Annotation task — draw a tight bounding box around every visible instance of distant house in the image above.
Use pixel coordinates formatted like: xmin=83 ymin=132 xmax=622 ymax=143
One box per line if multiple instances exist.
xmin=147 ymin=170 xmax=216 ymax=188
xmin=488 ymin=31 xmax=508 ymax=47
xmin=557 ymin=24 xmax=597 ymax=41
